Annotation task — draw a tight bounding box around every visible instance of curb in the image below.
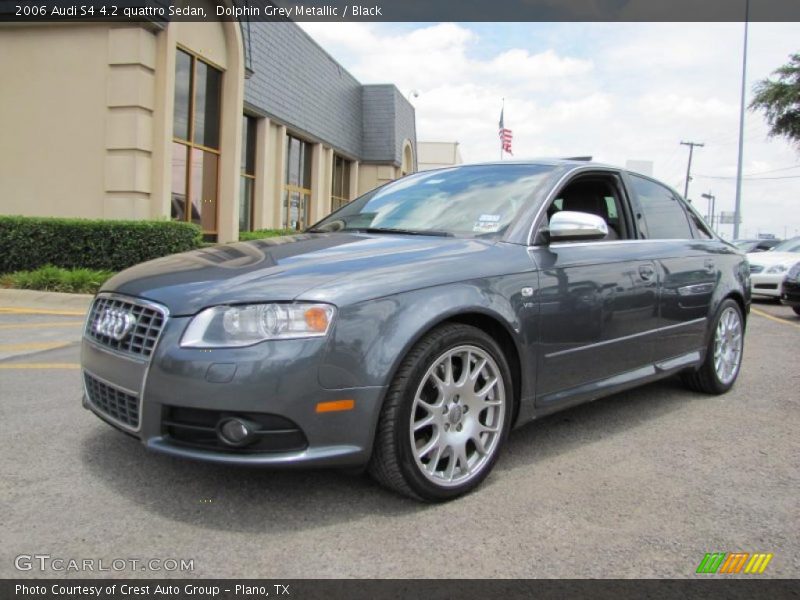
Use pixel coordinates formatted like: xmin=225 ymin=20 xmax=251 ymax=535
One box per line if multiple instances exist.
xmin=0 ymin=289 xmax=94 ymax=313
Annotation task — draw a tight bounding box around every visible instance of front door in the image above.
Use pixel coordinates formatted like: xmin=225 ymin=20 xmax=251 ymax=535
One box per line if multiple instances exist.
xmin=529 ymin=172 xmax=660 ymax=404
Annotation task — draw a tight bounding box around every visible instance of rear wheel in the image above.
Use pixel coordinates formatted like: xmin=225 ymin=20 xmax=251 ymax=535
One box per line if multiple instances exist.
xmin=682 ymin=299 xmax=744 ymax=394
xmin=368 ymin=324 xmax=513 ymax=501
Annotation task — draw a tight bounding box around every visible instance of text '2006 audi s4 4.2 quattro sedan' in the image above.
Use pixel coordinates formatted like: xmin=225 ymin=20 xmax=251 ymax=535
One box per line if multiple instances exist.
xmin=82 ymin=160 xmax=750 ymax=501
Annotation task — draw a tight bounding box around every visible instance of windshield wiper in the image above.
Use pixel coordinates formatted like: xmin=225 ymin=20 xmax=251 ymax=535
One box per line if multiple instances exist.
xmin=307 ymin=226 xmax=454 ymax=237
xmin=356 ymin=227 xmax=454 ymax=237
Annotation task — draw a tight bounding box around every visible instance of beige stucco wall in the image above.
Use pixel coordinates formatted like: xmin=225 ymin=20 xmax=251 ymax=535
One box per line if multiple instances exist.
xmin=358 ymin=164 xmax=400 ymax=195
xmin=417 ymin=141 xmax=462 ymax=171
xmin=0 ymin=20 xmax=243 ymax=242
xmin=0 ymin=20 xmax=406 ymax=241
xmin=0 ymin=25 xmax=111 ymax=218
xmin=0 ymin=24 xmax=159 ymax=222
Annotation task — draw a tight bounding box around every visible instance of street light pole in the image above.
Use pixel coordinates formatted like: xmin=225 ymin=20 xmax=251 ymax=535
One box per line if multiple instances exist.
xmin=733 ymin=0 xmax=750 ymax=239
xmin=701 ymin=192 xmax=716 ymax=231
xmin=681 ymin=140 xmax=704 ymax=201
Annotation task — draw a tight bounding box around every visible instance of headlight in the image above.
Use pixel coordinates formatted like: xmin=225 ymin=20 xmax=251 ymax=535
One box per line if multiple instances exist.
xmin=766 ymin=264 xmax=788 ymax=274
xmin=181 ymin=303 xmax=336 ymax=348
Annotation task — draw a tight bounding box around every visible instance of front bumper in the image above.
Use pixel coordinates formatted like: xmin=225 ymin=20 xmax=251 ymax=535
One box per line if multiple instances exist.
xmin=781 ymin=279 xmax=800 ymax=306
xmin=750 ymin=272 xmax=785 ymax=297
xmin=81 ymin=296 xmax=385 ymax=468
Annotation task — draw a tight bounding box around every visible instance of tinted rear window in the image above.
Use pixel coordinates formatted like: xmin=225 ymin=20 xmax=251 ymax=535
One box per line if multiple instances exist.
xmin=630 ymin=175 xmax=693 ymax=239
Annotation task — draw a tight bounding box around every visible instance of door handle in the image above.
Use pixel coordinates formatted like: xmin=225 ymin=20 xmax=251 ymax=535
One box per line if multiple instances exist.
xmin=639 ymin=264 xmax=655 ymax=280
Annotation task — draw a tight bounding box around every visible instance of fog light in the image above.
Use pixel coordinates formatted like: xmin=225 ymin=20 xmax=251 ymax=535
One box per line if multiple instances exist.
xmin=217 ymin=418 xmax=254 ymax=446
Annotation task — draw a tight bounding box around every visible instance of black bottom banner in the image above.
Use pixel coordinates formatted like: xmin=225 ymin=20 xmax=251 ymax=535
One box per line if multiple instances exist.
xmin=3 ymin=579 xmax=800 ymax=600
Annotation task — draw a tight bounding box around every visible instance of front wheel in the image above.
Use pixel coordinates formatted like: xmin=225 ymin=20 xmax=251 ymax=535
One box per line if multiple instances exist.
xmin=368 ymin=324 xmax=513 ymax=501
xmin=682 ymin=299 xmax=744 ymax=394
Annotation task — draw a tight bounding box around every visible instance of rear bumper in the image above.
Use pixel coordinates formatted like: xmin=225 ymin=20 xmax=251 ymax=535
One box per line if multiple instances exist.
xmin=81 ymin=301 xmax=385 ymax=468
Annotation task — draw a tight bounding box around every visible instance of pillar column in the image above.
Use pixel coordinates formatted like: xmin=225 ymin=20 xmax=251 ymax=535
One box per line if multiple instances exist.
xmin=253 ymin=116 xmax=271 ymax=229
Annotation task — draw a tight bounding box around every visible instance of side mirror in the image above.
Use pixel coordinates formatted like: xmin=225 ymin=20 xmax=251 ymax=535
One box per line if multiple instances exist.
xmin=547 ymin=211 xmax=608 ymax=242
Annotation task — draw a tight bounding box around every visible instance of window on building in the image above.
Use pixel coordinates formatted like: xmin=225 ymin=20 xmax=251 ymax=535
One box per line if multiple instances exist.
xmin=171 ymin=48 xmax=222 ymax=235
xmin=284 ymin=135 xmax=312 ymax=230
xmin=630 ymin=174 xmax=693 ymax=239
xmin=331 ymin=154 xmax=351 ymax=212
xmin=240 ymin=115 xmax=257 ymax=232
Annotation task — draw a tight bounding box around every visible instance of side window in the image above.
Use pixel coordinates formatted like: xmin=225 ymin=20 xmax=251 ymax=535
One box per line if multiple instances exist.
xmin=543 ymin=177 xmax=630 ymax=241
xmin=629 ymin=175 xmax=693 ymax=239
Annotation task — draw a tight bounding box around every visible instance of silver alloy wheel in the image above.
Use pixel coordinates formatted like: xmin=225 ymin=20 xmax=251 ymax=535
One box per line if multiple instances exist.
xmin=713 ymin=306 xmax=743 ymax=385
xmin=409 ymin=344 xmax=506 ymax=487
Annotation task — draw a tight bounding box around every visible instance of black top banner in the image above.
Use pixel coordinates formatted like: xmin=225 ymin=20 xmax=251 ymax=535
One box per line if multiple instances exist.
xmin=2 ymin=0 xmax=800 ymax=22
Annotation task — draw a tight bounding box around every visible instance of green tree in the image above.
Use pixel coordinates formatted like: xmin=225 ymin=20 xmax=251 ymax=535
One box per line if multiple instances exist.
xmin=749 ymin=52 xmax=800 ymax=149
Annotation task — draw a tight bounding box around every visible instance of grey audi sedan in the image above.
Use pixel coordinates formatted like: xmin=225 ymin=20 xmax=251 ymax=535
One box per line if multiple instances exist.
xmin=82 ymin=160 xmax=750 ymax=501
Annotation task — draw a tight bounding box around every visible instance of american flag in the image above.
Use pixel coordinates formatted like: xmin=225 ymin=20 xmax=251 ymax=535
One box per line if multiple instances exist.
xmin=499 ymin=107 xmax=513 ymax=155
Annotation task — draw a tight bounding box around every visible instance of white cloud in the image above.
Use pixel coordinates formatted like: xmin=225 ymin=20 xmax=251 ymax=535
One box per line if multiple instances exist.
xmin=300 ymin=21 xmax=800 ymax=239
xmin=636 ymin=94 xmax=738 ymax=120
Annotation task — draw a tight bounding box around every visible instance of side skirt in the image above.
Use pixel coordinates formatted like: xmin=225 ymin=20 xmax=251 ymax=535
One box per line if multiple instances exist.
xmin=514 ymin=349 xmax=703 ymax=426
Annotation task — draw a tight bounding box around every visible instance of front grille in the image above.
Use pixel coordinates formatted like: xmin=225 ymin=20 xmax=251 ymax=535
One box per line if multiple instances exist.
xmin=85 ymin=295 xmax=166 ymax=358
xmin=749 ymin=264 xmax=764 ymax=274
xmin=84 ymin=372 xmax=139 ymax=429
xmin=162 ymin=406 xmax=308 ymax=454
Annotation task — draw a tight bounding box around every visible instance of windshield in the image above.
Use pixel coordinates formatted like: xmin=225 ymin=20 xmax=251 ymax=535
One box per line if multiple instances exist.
xmin=770 ymin=238 xmax=800 ymax=253
xmin=733 ymin=240 xmax=757 ymax=251
xmin=310 ymin=164 xmax=556 ymax=238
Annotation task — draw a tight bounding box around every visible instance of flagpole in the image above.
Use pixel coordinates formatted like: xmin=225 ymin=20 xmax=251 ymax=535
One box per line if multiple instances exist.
xmin=500 ymin=98 xmax=504 ymax=161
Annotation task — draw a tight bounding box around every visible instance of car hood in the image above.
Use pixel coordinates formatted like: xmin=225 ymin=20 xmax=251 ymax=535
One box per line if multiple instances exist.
xmin=747 ymin=251 xmax=800 ymax=267
xmin=101 ymin=233 xmax=512 ymax=315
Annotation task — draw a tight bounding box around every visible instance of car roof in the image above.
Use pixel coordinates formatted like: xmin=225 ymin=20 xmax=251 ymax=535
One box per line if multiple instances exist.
xmin=461 ymin=158 xmax=620 ymax=170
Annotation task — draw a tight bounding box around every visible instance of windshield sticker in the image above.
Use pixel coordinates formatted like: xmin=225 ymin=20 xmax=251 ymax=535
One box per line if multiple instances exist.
xmin=477 ymin=214 xmax=501 ymax=223
xmin=473 ymin=214 xmax=502 ymax=233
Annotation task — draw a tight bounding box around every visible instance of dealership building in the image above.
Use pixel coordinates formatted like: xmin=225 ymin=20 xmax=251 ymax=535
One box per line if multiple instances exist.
xmin=0 ymin=13 xmax=417 ymax=242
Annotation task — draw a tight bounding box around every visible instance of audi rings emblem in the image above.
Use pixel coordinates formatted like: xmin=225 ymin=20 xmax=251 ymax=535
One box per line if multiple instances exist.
xmin=93 ymin=308 xmax=137 ymax=341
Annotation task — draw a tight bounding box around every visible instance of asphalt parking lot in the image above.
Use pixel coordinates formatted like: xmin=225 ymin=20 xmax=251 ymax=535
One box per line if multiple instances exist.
xmin=1 ymin=297 xmax=798 ymax=579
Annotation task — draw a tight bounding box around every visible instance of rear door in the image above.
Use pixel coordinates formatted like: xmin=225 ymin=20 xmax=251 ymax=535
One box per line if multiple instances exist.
xmin=624 ymin=173 xmax=718 ymax=365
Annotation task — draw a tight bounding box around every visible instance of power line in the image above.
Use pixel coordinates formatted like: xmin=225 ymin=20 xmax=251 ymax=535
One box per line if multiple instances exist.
xmin=738 ymin=164 xmax=800 ymax=176
xmin=694 ymin=174 xmax=800 ymax=181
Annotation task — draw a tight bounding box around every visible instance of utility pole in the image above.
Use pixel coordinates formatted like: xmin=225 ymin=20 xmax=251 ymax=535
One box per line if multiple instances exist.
xmin=733 ymin=0 xmax=750 ymax=239
xmin=681 ymin=141 xmax=704 ymax=200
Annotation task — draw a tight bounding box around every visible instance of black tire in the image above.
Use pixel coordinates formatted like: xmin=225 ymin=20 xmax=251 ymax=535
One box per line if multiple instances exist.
xmin=681 ymin=299 xmax=744 ymax=395
xmin=368 ymin=323 xmax=514 ymax=501
xmin=793 ymin=306 xmax=800 ymax=317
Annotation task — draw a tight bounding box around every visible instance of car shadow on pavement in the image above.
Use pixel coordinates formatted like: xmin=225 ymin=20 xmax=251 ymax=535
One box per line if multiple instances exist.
xmin=81 ymin=375 xmax=695 ymax=533
xmin=80 ymin=427 xmax=427 ymax=533
xmin=495 ymin=375 xmax=693 ymax=474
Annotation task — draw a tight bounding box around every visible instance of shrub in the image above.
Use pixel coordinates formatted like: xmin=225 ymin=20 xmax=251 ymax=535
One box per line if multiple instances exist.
xmin=0 ymin=216 xmax=202 ymax=273
xmin=0 ymin=265 xmax=115 ymax=294
xmin=239 ymin=228 xmax=298 ymax=241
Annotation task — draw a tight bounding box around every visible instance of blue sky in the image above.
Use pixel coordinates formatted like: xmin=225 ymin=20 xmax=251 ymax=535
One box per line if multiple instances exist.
xmin=301 ymin=22 xmax=800 ymax=239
